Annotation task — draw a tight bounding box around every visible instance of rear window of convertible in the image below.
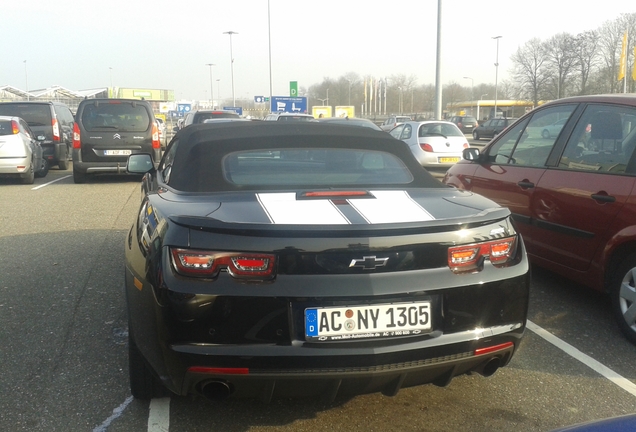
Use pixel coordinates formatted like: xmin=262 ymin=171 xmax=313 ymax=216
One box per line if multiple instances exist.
xmin=222 ymin=148 xmax=414 ymax=187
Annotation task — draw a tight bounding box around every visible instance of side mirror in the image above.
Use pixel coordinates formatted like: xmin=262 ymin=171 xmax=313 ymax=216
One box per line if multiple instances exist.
xmin=462 ymin=147 xmax=481 ymax=161
xmin=127 ymin=153 xmax=155 ymax=174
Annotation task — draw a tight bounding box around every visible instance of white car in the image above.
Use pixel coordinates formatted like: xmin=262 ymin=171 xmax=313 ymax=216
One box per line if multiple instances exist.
xmin=389 ymin=121 xmax=469 ymax=169
xmin=0 ymin=115 xmax=47 ymax=183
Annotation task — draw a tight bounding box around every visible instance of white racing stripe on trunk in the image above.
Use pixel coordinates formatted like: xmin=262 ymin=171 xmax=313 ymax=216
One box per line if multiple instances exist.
xmin=257 ymin=192 xmax=350 ymax=225
xmin=349 ymin=190 xmax=434 ymax=224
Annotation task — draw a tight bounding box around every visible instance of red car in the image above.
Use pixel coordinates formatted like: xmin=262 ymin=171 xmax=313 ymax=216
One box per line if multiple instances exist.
xmin=443 ymin=94 xmax=636 ymax=344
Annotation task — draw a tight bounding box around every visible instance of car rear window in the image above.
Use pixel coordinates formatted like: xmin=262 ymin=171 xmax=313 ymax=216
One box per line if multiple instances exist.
xmin=277 ymin=115 xmax=314 ymax=121
xmin=0 ymin=104 xmax=51 ymax=127
xmin=80 ymin=102 xmax=151 ymax=132
xmin=0 ymin=120 xmax=14 ymax=136
xmin=194 ymin=112 xmax=240 ymax=123
xmin=462 ymin=116 xmax=477 ymax=122
xmin=222 ymin=148 xmax=413 ymax=187
xmin=418 ymin=123 xmax=463 ymax=137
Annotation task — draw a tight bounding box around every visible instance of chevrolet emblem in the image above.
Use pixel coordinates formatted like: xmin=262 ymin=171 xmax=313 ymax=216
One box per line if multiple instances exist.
xmin=349 ymin=256 xmax=389 ymax=270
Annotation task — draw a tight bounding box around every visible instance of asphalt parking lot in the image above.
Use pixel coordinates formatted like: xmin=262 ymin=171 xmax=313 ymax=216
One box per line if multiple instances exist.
xmin=1 ymin=164 xmax=635 ymax=432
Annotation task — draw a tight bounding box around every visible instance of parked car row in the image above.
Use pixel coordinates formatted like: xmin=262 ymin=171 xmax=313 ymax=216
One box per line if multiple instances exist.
xmin=443 ymin=93 xmax=636 ymax=344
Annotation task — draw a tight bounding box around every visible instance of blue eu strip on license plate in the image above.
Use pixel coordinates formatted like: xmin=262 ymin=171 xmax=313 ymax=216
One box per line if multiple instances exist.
xmin=305 ymin=309 xmax=319 ymax=337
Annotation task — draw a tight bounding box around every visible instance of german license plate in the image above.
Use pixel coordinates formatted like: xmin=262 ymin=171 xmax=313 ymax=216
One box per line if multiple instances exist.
xmin=305 ymin=301 xmax=431 ymax=341
xmin=104 ymin=150 xmax=132 ymax=156
xmin=438 ymin=157 xmax=460 ymax=163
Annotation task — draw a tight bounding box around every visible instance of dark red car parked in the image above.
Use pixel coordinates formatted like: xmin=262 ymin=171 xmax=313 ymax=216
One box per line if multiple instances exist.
xmin=443 ymin=94 xmax=636 ymax=344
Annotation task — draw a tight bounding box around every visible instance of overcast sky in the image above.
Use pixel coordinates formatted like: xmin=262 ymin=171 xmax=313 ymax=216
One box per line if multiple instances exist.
xmin=2 ymin=0 xmax=634 ymax=102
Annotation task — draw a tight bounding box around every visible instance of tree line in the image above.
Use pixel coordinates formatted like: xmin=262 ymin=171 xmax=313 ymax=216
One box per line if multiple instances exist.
xmin=305 ymin=12 xmax=636 ymax=118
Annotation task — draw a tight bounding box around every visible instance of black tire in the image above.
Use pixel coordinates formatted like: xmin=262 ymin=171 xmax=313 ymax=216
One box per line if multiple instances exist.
xmin=610 ymin=252 xmax=636 ymax=345
xmin=21 ymin=162 xmax=35 ymax=184
xmin=129 ymin=332 xmax=166 ymax=399
xmin=473 ymin=131 xmax=480 ymax=140
xmin=35 ymin=158 xmax=49 ymax=178
xmin=58 ymin=158 xmax=69 ymax=170
xmin=73 ymin=168 xmax=87 ymax=184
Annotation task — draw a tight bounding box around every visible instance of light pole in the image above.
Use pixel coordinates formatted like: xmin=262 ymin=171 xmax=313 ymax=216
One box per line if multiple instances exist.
xmin=463 ymin=76 xmax=473 ymax=115
xmin=492 ymin=35 xmax=502 ymax=119
xmin=109 ymin=67 xmax=113 ymax=97
xmin=24 ymin=60 xmax=28 ymax=101
xmin=346 ymin=79 xmax=352 ymax=105
xmin=477 ymin=93 xmax=488 ymax=121
xmin=267 ymin=0 xmax=273 ymax=104
xmin=206 ymin=63 xmax=215 ymax=108
xmin=223 ymin=31 xmax=238 ymax=106
xmin=216 ymin=79 xmax=221 ymax=105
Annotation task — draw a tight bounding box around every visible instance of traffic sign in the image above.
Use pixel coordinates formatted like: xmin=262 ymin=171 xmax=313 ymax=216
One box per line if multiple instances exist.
xmin=290 ymin=81 xmax=298 ymax=97
xmin=270 ymin=96 xmax=307 ymax=114
xmin=254 ymin=96 xmax=265 ymax=103
xmin=177 ymin=103 xmax=191 ymax=113
xmin=224 ymin=106 xmax=244 ymax=116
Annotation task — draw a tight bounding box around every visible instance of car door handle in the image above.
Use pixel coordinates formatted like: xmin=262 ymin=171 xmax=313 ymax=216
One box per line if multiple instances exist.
xmin=591 ymin=193 xmax=616 ymax=203
xmin=517 ymin=180 xmax=535 ymax=189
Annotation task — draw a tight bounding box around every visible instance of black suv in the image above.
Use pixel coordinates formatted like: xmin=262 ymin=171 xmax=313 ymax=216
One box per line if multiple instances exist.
xmin=179 ymin=109 xmax=240 ymax=130
xmin=472 ymin=117 xmax=519 ymax=141
xmin=449 ymin=115 xmax=478 ymax=134
xmin=72 ymin=98 xmax=161 ymax=183
xmin=0 ymin=101 xmax=74 ymax=170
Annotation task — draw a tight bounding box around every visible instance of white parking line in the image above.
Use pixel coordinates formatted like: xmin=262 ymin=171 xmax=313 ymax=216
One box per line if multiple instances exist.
xmin=148 ymin=397 xmax=170 ymax=432
xmin=31 ymin=175 xmax=72 ymax=190
xmin=93 ymin=396 xmax=133 ymax=432
xmin=527 ymin=320 xmax=636 ymax=397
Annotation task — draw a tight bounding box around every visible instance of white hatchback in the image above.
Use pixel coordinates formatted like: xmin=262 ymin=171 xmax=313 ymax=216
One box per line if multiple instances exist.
xmin=389 ymin=121 xmax=469 ymax=169
xmin=0 ymin=115 xmax=47 ymax=183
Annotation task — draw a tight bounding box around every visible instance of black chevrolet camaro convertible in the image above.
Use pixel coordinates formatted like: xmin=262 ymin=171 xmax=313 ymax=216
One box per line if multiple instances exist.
xmin=124 ymin=121 xmax=530 ymax=402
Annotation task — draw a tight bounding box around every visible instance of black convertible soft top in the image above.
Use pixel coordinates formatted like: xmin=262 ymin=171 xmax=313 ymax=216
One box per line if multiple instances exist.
xmin=167 ymin=121 xmax=444 ymax=192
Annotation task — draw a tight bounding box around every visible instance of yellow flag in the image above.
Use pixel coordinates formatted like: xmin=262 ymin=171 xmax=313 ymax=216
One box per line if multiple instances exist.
xmin=618 ymin=31 xmax=627 ymax=81
xmin=633 ymin=46 xmax=636 ymax=81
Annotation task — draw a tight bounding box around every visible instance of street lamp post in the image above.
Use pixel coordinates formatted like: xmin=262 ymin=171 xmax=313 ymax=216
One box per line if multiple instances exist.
xmin=347 ymin=79 xmax=352 ymax=105
xmin=223 ymin=31 xmax=238 ymax=107
xmin=477 ymin=93 xmax=488 ymax=122
xmin=463 ymin=76 xmax=473 ymax=115
xmin=206 ymin=63 xmax=215 ymax=108
xmin=216 ymin=79 xmax=221 ymax=105
xmin=492 ymin=36 xmax=502 ymax=119
xmin=23 ymin=60 xmax=29 ymax=101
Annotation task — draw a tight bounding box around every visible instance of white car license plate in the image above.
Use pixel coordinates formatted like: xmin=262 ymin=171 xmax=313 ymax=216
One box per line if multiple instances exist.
xmin=438 ymin=157 xmax=460 ymax=163
xmin=104 ymin=150 xmax=132 ymax=156
xmin=305 ymin=301 xmax=431 ymax=341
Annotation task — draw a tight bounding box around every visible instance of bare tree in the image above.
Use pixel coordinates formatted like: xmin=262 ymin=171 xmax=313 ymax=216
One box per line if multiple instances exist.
xmin=544 ymin=33 xmax=579 ymax=99
xmin=510 ymin=38 xmax=551 ymax=106
xmin=573 ymin=30 xmax=600 ymax=95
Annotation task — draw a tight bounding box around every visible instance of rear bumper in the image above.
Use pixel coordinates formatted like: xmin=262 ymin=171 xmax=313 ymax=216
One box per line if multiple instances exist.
xmin=178 ymin=335 xmax=519 ymax=401
xmin=0 ymin=157 xmax=30 ymax=174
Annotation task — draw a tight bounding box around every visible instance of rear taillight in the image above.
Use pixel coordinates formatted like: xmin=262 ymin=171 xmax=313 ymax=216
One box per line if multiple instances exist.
xmin=72 ymin=123 xmax=81 ymax=149
xmin=171 ymin=248 xmax=276 ymax=280
xmin=448 ymin=236 xmax=517 ymax=273
xmin=11 ymin=120 xmax=19 ymax=135
xmin=52 ymin=118 xmax=60 ymax=142
xmin=152 ymin=122 xmax=160 ymax=149
xmin=419 ymin=143 xmax=434 ymax=152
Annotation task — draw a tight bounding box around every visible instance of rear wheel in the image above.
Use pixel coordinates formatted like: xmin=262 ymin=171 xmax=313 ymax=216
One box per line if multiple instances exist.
xmin=21 ymin=162 xmax=35 ymax=184
xmin=58 ymin=159 xmax=69 ymax=170
xmin=129 ymin=331 xmax=166 ymax=399
xmin=35 ymin=158 xmax=49 ymax=178
xmin=611 ymin=253 xmax=636 ymax=344
xmin=73 ymin=168 xmax=87 ymax=184
xmin=473 ymin=131 xmax=480 ymax=140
